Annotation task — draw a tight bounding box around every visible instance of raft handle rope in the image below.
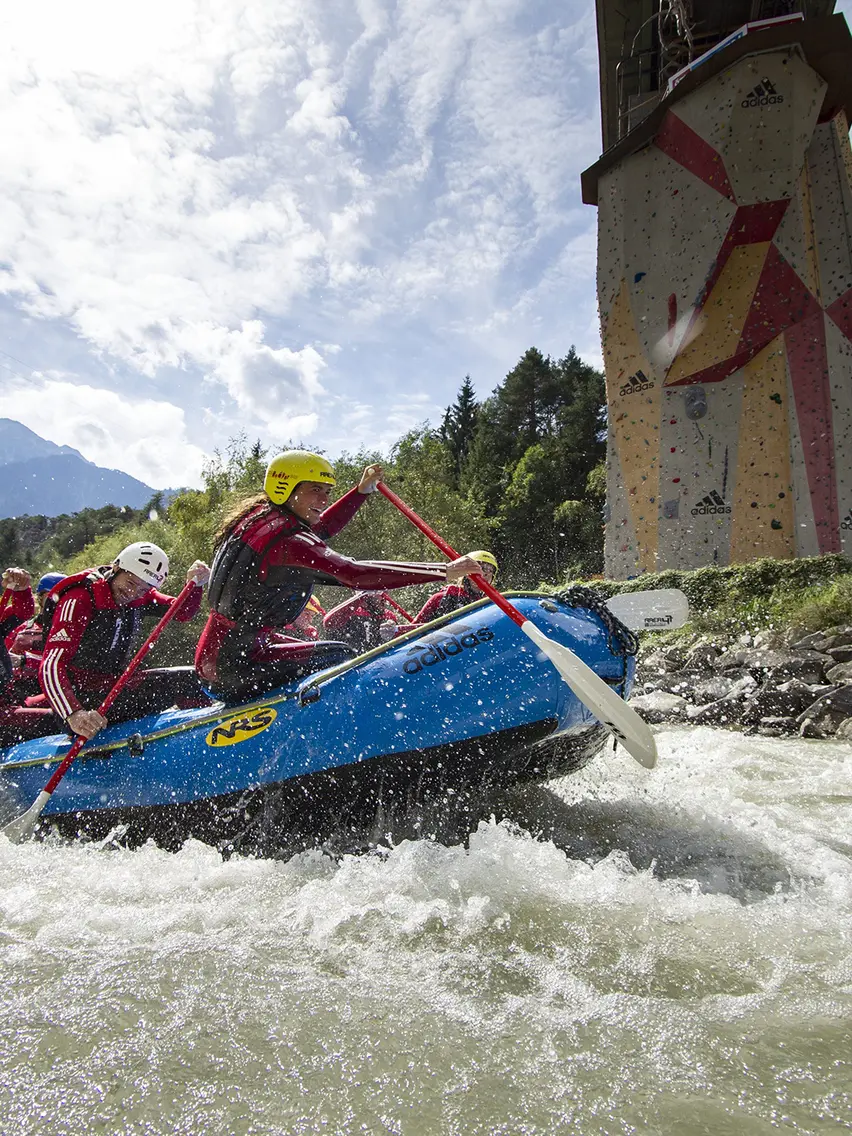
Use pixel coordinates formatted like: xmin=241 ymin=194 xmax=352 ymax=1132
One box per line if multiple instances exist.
xmin=551 ymin=585 xmax=639 ymax=696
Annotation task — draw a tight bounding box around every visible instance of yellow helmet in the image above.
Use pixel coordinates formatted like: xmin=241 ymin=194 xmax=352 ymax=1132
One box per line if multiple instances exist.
xmin=469 ymin=550 xmax=498 ymax=580
xmin=264 ymin=450 xmax=336 ymax=505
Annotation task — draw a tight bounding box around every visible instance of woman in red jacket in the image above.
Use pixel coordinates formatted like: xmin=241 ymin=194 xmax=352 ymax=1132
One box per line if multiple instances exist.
xmin=5 ymin=571 xmax=66 ymax=657
xmin=195 ymin=450 xmax=483 ymax=702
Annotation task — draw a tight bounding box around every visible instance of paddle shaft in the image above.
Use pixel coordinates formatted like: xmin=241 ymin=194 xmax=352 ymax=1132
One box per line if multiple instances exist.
xmin=381 ymin=591 xmax=414 ymax=623
xmin=39 ymin=581 xmax=198 ymax=797
xmin=377 ymin=483 xmax=522 ymax=627
xmin=376 ymin=481 xmax=657 ymax=769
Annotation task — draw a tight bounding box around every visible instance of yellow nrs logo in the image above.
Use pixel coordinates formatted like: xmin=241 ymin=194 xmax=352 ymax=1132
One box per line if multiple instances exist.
xmin=205 ymin=707 xmax=277 ymax=747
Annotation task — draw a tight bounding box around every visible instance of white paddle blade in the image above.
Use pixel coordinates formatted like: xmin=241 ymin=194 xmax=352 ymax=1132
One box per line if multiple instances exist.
xmin=606 ymin=588 xmax=689 ymax=632
xmin=521 ymin=621 xmax=657 ymax=769
xmin=2 ymin=790 xmax=51 ymax=844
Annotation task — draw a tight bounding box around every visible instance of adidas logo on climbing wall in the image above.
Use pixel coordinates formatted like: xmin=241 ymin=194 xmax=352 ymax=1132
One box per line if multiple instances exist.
xmin=619 ymin=369 xmax=654 ymax=396
xmin=841 ymin=509 xmax=852 ymax=531
xmin=691 ymin=490 xmax=731 ymax=516
xmin=742 ymin=78 xmax=783 ymax=108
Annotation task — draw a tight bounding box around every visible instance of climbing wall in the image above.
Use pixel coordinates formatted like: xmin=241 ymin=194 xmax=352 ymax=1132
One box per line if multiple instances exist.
xmin=599 ymin=45 xmax=852 ymax=577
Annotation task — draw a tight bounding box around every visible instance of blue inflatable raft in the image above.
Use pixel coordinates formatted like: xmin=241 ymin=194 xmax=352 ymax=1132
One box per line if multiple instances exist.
xmin=0 ymin=592 xmax=636 ymax=854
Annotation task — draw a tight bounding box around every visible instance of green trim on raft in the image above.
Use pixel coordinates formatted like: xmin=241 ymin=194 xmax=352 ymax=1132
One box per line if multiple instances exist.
xmin=1 ymin=690 xmax=300 ymax=772
xmin=1 ymin=592 xmax=553 ymax=774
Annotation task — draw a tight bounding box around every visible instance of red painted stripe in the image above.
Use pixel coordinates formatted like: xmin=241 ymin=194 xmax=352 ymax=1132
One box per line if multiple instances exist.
xmin=696 ymin=201 xmax=790 ymax=313
xmin=826 ymin=285 xmax=852 ymax=343
xmin=654 ymin=112 xmax=736 ymax=201
xmin=785 ymin=313 xmax=840 ymax=553
xmin=665 ymin=349 xmax=755 ymax=389
xmin=737 ymin=244 xmax=822 ymax=355
xmin=669 ymin=201 xmax=791 ymax=375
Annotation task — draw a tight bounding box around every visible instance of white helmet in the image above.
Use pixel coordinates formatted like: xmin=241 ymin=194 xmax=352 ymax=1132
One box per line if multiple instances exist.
xmin=114 ymin=541 xmax=169 ymax=588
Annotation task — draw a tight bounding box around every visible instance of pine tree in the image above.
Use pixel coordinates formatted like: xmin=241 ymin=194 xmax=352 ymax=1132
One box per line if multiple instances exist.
xmin=440 ymin=376 xmax=479 ymax=486
xmin=489 ymin=347 xmax=552 ymax=466
xmin=466 ymin=345 xmax=606 ymax=585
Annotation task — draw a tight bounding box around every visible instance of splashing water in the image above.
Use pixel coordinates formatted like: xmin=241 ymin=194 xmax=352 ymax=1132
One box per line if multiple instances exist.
xmin=1 ymin=727 xmax=850 ymax=1135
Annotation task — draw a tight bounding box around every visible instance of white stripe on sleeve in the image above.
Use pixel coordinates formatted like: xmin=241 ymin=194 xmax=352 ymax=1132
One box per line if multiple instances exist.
xmin=42 ymin=648 xmax=76 ymax=719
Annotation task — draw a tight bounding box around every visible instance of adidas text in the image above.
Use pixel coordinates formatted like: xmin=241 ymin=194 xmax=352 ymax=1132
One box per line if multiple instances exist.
xmin=691 ymin=491 xmax=731 ymax=516
xmin=742 ymin=78 xmax=783 ymax=108
xmin=619 ymin=369 xmax=654 ymax=397
xmin=402 ymin=625 xmax=493 ymax=675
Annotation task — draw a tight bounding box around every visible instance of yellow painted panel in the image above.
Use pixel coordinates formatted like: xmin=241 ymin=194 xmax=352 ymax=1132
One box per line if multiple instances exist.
xmin=603 ymin=279 xmax=660 ymax=573
xmin=666 ymin=242 xmax=770 ymax=384
xmin=729 ymin=337 xmax=795 ymax=563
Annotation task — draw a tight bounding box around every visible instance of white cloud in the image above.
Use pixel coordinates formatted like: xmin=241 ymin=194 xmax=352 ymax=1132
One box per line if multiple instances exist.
xmin=5 ymin=376 xmax=206 ymax=489
xmin=0 ymin=0 xmax=602 ymax=476
xmin=176 ymin=319 xmax=328 ymax=432
xmin=0 ymin=1 xmax=361 ymax=414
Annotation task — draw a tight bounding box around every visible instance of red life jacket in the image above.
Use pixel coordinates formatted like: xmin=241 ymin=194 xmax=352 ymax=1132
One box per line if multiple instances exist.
xmin=47 ymin=569 xmax=147 ymax=672
xmin=207 ymin=504 xmax=314 ymax=630
xmin=419 ymin=581 xmax=477 ymax=622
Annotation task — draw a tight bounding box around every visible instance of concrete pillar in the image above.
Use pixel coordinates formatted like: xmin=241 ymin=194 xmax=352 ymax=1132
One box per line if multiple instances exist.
xmin=593 ymin=42 xmax=852 ymax=577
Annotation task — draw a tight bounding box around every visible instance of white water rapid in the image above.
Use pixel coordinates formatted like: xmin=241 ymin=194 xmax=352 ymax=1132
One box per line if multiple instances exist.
xmin=2 ymin=726 xmax=850 ymax=1135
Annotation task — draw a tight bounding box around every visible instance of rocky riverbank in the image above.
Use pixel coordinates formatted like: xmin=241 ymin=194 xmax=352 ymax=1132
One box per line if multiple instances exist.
xmin=629 ymin=626 xmax=852 ymax=739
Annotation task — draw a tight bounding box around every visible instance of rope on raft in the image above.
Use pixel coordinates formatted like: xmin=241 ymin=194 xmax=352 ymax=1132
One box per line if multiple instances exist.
xmin=552 ymin=585 xmax=640 ymax=661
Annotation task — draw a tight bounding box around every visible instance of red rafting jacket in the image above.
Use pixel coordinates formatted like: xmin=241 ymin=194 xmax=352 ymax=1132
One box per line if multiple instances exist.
xmin=413 ymin=580 xmax=480 ymax=624
xmin=323 ymin=592 xmax=399 ymax=634
xmin=197 ymin=488 xmax=449 ymax=684
xmin=1 ymin=586 xmax=35 ymax=646
xmin=6 ymin=615 xmax=44 ymax=656
xmin=39 ymin=568 xmax=202 ymax=722
xmin=206 ymin=488 xmax=447 ymax=632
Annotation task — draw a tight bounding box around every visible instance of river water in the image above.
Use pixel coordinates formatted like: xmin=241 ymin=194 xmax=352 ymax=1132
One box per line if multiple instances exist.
xmin=1 ymin=726 xmax=850 ymax=1135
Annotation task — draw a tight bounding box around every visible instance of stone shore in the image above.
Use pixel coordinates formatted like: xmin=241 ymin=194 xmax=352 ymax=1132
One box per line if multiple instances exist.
xmin=629 ymin=626 xmax=852 ymax=739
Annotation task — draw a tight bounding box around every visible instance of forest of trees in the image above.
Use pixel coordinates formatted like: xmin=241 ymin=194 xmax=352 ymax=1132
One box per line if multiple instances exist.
xmin=1 ymin=346 xmax=607 ymax=615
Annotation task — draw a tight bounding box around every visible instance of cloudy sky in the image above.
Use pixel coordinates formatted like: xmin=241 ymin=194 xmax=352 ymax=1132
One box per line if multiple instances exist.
xmin=1 ymin=1 xmax=850 ymax=489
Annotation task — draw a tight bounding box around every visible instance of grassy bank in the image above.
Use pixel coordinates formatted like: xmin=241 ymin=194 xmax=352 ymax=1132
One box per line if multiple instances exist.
xmin=569 ymin=555 xmax=852 ymax=646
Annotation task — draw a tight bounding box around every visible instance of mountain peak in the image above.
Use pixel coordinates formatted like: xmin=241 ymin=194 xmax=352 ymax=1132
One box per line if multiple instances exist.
xmin=0 ymin=418 xmax=157 ymax=518
xmin=0 ymin=418 xmax=84 ymax=465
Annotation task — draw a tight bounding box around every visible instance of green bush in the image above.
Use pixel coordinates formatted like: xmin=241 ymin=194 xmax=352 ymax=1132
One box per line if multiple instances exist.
xmin=550 ymin=555 xmax=852 ymax=645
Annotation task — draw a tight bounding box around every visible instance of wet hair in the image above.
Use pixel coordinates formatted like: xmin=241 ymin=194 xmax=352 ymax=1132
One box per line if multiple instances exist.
xmin=213 ymin=492 xmax=271 ymax=551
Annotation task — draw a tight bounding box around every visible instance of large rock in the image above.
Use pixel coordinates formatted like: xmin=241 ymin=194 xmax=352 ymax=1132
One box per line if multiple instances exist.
xmin=628 ymin=690 xmax=689 ymax=723
xmin=640 ymin=647 xmax=687 ymax=675
xmin=716 ymin=649 xmax=751 ymax=675
xmin=691 ymin=676 xmax=739 ymax=705
xmin=639 ymin=671 xmax=703 ymax=697
xmin=752 ymin=629 xmax=786 ymax=650
xmin=683 ymin=642 xmax=721 ymax=672
xmin=757 ymin=716 xmax=799 ymax=737
xmin=790 ymin=631 xmax=838 ymax=652
xmin=741 ymin=680 xmax=826 ymax=726
xmin=825 ymin=646 xmax=852 ymax=665
xmin=717 ymin=648 xmax=828 ymax=684
xmin=797 ymin=685 xmax=852 ymax=738
xmin=685 ymin=675 xmax=758 ymax=726
xmin=825 ymin=661 xmax=852 ymax=684
xmin=686 ymin=699 xmax=744 ymax=726
xmin=767 ymin=657 xmax=832 ymax=686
